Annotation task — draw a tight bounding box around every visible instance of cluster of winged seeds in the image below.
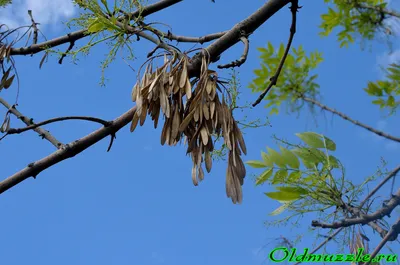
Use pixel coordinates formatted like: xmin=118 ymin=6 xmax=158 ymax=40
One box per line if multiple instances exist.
xmin=130 ymin=52 xmax=247 ymax=204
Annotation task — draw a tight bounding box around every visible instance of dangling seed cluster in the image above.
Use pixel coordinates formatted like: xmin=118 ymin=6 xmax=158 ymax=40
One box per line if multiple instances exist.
xmin=131 ymin=52 xmax=247 ymax=204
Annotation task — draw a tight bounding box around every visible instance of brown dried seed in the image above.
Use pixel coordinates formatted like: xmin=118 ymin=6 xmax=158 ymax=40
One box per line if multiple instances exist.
xmin=192 ymin=165 xmax=198 ymax=186
xmin=130 ymin=112 xmax=140 ymax=132
xmin=205 ymin=148 xmax=212 ymax=173
xmin=203 ymin=103 xmax=210 ymax=120
xmin=184 ymin=78 xmax=192 ymax=99
xmin=179 ymin=58 xmax=188 ymax=88
xmin=198 ymin=166 xmax=204 ymax=181
xmin=200 ymin=126 xmax=208 ymax=146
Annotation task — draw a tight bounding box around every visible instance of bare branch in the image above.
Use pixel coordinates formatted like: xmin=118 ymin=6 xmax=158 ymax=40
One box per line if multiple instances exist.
xmin=364 ymin=218 xmax=400 ymax=265
xmin=302 ymin=96 xmax=400 ymax=143
xmin=58 ymin=39 xmax=75 ymax=65
xmin=217 ymin=36 xmax=249 ymax=69
xmin=0 ymin=97 xmax=62 ymax=148
xmin=311 ymin=188 xmax=400 ymax=230
xmin=0 ymin=107 xmax=136 ymax=194
xmin=27 ymin=10 xmax=38 ymax=45
xmin=252 ymin=0 xmax=299 ymax=107
xmin=293 ymin=228 xmax=344 ymax=265
xmin=151 ymin=28 xmax=226 ymax=43
xmin=188 ymin=0 xmax=292 ymax=76
xmin=6 ymin=115 xmax=110 ymax=135
xmin=360 ymin=165 xmax=400 ymax=209
xmin=166 ymin=30 xmax=226 ymax=43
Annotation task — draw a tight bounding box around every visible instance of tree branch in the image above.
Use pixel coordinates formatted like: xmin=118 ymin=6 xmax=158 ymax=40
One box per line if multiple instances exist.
xmin=293 ymin=228 xmax=344 ymax=265
xmin=252 ymin=0 xmax=299 ymax=107
xmin=217 ymin=36 xmax=249 ymax=69
xmin=187 ymin=0 xmax=292 ymax=76
xmin=364 ymin=218 xmax=400 ymax=265
xmin=359 ymin=165 xmax=400 ymax=209
xmin=302 ymin=96 xmax=400 ymax=143
xmin=356 ymin=2 xmax=400 ymax=19
xmin=0 ymin=97 xmax=62 ymax=148
xmin=6 ymin=116 xmax=110 ymax=135
xmin=0 ymin=107 xmax=136 ymax=194
xmin=311 ymin=188 xmax=400 ymax=230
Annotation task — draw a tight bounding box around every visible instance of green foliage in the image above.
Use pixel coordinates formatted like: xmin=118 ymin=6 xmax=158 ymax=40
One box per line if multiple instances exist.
xmin=320 ymin=0 xmax=398 ymax=47
xmin=65 ymin=0 xmax=145 ymax=85
xmin=365 ymin=63 xmax=400 ymax=114
xmin=248 ymin=132 xmax=345 ymax=217
xmin=248 ymin=42 xmax=323 ymax=115
xmin=0 ymin=0 xmax=11 ymax=8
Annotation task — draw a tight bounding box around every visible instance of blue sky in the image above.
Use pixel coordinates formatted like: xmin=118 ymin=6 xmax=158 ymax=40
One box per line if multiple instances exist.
xmin=0 ymin=1 xmax=399 ymax=265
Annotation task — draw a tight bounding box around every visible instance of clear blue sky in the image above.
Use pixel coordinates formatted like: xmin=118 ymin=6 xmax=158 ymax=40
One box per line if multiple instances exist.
xmin=0 ymin=1 xmax=399 ymax=264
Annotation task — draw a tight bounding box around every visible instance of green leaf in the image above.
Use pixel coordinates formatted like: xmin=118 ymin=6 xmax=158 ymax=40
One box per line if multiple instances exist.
xmin=261 ymin=151 xmax=273 ymax=167
xmin=280 ymin=146 xmax=300 ymax=169
xmin=269 ymin=203 xmax=291 ymax=216
xmin=296 ymin=132 xmax=336 ymax=151
xmin=265 ymin=190 xmax=302 ymax=202
xmin=255 ymin=168 xmax=273 ymax=186
xmin=296 ymin=131 xmax=324 ymax=148
xmin=272 ymin=169 xmax=288 ymax=184
xmin=388 ymin=96 xmax=395 ymax=107
xmin=288 ymin=171 xmax=302 ymax=181
xmin=328 ymin=155 xmax=340 ymax=168
xmin=276 ymin=186 xmax=309 ymax=195
xmin=267 ymin=147 xmax=286 ymax=167
xmin=292 ymin=147 xmax=321 ymax=164
xmin=88 ymin=20 xmax=106 ymax=33
xmin=246 ymin=160 xmax=267 ymax=168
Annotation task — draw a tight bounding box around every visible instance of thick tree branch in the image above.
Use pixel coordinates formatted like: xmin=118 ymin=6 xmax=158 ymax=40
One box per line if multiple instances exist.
xmin=8 ymin=0 xmax=182 ymax=56
xmin=149 ymin=27 xmax=226 ymax=43
xmin=0 ymin=97 xmax=62 ymax=148
xmin=0 ymin=107 xmax=136 ymax=194
xmin=187 ymin=0 xmax=292 ymax=76
xmin=364 ymin=218 xmax=400 ymax=265
xmin=311 ymin=188 xmax=400 ymax=230
xmin=302 ymin=96 xmax=400 ymax=143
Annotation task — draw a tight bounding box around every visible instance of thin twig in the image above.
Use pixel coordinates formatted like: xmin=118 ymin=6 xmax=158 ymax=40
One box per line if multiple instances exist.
xmin=0 ymin=97 xmax=62 ymax=148
xmin=293 ymin=228 xmax=344 ymax=265
xmin=7 ymin=116 xmax=111 ymax=135
xmin=217 ymin=36 xmax=249 ymax=69
xmin=58 ymin=38 xmax=75 ymax=64
xmin=302 ymin=96 xmax=400 ymax=143
xmin=27 ymin=10 xmax=38 ymax=45
xmin=360 ymin=165 xmax=400 ymax=209
xmin=252 ymin=0 xmax=299 ymax=107
xmin=357 ymin=2 xmax=400 ymax=19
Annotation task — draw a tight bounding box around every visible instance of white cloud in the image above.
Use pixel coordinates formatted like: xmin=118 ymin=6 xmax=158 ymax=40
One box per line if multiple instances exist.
xmin=0 ymin=0 xmax=75 ymax=29
xmin=377 ymin=0 xmax=400 ymax=69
